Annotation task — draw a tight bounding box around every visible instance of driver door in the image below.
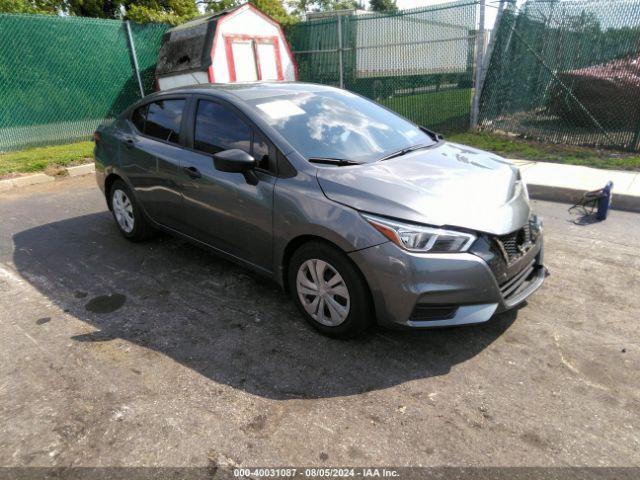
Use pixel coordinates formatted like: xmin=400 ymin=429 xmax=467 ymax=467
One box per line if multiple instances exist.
xmin=177 ymin=97 xmax=275 ymax=273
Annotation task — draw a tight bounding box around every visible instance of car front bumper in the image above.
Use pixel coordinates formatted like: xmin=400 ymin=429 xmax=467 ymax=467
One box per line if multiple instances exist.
xmin=348 ymin=235 xmax=545 ymax=329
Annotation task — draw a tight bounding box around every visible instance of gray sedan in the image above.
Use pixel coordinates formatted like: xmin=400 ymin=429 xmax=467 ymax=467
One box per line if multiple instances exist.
xmin=94 ymin=82 xmax=545 ymax=338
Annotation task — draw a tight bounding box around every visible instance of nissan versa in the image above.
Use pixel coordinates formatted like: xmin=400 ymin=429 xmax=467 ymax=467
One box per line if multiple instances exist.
xmin=94 ymin=82 xmax=546 ymax=338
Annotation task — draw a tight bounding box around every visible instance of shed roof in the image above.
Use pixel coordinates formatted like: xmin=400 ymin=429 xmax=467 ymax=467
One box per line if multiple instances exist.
xmin=155 ymin=6 xmax=243 ymax=77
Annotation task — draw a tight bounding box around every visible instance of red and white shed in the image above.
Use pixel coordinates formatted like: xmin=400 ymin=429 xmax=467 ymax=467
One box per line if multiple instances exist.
xmin=155 ymin=4 xmax=297 ymax=90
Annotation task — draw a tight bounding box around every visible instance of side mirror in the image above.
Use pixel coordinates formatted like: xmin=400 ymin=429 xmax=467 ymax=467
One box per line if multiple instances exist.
xmin=213 ymin=149 xmax=259 ymax=185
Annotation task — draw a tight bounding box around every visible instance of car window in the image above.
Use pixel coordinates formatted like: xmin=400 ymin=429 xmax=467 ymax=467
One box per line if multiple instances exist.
xmin=131 ymin=104 xmax=147 ymax=133
xmin=194 ymin=100 xmax=251 ymax=155
xmin=252 ymin=130 xmax=270 ymax=171
xmin=144 ymin=99 xmax=185 ymax=144
xmin=248 ymin=90 xmax=435 ymax=164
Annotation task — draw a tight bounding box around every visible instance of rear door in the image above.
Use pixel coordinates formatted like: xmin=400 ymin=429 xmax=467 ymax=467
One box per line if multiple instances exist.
xmin=120 ymin=97 xmax=187 ymax=230
xmin=177 ymin=96 xmax=275 ymax=272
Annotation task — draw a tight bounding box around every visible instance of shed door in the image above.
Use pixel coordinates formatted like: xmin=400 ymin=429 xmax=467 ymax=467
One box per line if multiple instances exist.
xmin=230 ymin=40 xmax=258 ymax=82
xmin=257 ymin=42 xmax=278 ymax=81
xmin=225 ymin=35 xmax=283 ymax=82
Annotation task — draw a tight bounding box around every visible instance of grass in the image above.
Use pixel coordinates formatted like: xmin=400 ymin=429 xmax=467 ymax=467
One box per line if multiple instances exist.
xmin=0 ymin=141 xmax=94 ymax=179
xmin=447 ymin=131 xmax=640 ymax=171
xmin=381 ymin=88 xmax=472 ymax=130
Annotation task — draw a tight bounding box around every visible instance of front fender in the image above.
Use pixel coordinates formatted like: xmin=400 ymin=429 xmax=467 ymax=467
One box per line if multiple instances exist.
xmin=272 ymin=171 xmax=387 ymax=286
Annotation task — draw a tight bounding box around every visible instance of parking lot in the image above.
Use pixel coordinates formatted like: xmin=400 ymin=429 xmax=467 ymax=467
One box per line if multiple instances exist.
xmin=1 ymin=175 xmax=639 ymax=469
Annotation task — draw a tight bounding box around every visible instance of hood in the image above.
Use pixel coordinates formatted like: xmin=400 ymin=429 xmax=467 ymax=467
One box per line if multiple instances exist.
xmin=316 ymin=142 xmax=531 ymax=236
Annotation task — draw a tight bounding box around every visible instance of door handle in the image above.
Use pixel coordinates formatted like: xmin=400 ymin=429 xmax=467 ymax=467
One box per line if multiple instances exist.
xmin=123 ymin=137 xmax=135 ymax=149
xmin=183 ymin=166 xmax=202 ymax=179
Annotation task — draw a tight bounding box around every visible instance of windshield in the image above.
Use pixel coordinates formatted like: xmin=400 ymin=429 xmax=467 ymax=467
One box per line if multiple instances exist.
xmin=248 ymin=90 xmax=435 ymax=164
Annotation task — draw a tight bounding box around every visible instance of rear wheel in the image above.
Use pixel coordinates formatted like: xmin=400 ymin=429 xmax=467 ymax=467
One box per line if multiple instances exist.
xmin=109 ymin=179 xmax=154 ymax=242
xmin=288 ymin=242 xmax=373 ymax=338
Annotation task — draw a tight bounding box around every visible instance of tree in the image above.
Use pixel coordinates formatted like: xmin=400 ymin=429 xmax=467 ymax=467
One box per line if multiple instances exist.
xmin=286 ymin=0 xmax=360 ymax=16
xmin=205 ymin=0 xmax=238 ymax=12
xmin=124 ymin=0 xmax=199 ymax=24
xmin=0 ymin=0 xmax=60 ymax=14
xmin=251 ymin=0 xmax=294 ymax=25
xmin=65 ymin=0 xmax=120 ymax=18
xmin=369 ymin=0 xmax=396 ymax=12
xmin=207 ymin=0 xmax=294 ymax=25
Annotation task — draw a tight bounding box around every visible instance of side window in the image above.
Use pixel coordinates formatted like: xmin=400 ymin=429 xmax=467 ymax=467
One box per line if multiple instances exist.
xmin=252 ymin=130 xmax=271 ymax=171
xmin=194 ymin=100 xmax=251 ymax=155
xmin=131 ymin=104 xmax=147 ymax=133
xmin=145 ymin=99 xmax=185 ymax=144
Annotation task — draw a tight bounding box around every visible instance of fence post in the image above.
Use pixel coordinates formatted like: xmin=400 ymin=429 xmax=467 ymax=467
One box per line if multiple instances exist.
xmin=125 ymin=20 xmax=145 ymax=99
xmin=478 ymin=0 xmax=506 ymax=106
xmin=470 ymin=0 xmax=486 ymax=129
xmin=337 ymin=14 xmax=344 ymax=89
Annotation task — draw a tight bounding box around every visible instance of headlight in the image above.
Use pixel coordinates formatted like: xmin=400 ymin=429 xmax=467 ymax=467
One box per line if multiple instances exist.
xmin=362 ymin=213 xmax=476 ymax=253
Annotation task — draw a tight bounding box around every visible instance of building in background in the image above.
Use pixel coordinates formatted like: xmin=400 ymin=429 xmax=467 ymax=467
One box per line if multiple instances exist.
xmin=155 ymin=3 xmax=297 ymax=90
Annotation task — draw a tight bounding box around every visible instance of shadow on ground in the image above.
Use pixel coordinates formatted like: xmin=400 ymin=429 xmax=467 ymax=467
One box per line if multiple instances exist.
xmin=12 ymin=212 xmax=518 ymax=400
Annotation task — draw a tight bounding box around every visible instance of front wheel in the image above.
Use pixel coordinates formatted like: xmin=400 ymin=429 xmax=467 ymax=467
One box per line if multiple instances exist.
xmin=288 ymin=242 xmax=373 ymax=338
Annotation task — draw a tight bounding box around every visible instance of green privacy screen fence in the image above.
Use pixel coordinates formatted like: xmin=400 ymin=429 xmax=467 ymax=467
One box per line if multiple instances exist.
xmin=480 ymin=0 xmax=640 ymax=151
xmin=287 ymin=1 xmax=480 ymax=133
xmin=7 ymin=0 xmax=640 ymax=154
xmin=0 ymin=14 xmax=168 ymax=152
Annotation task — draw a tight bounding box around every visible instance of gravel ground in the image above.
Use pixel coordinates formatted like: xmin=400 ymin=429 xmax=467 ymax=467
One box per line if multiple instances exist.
xmin=0 ymin=176 xmax=638 ymax=472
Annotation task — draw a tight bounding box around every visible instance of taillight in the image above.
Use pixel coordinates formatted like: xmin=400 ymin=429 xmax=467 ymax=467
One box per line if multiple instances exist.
xmin=93 ymin=131 xmax=101 ymax=143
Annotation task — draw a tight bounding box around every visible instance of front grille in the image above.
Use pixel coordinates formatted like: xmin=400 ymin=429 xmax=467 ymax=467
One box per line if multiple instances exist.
xmin=493 ymin=223 xmax=534 ymax=265
xmin=410 ymin=304 xmax=458 ymax=321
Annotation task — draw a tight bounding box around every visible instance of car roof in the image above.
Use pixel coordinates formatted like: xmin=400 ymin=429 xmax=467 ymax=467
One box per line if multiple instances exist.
xmin=147 ymin=82 xmax=338 ymax=103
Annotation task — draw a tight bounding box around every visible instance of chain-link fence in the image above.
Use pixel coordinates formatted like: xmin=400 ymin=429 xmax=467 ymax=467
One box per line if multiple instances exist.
xmin=480 ymin=0 xmax=640 ymax=151
xmin=0 ymin=14 xmax=167 ymax=152
xmin=287 ymin=1 xmax=481 ymax=133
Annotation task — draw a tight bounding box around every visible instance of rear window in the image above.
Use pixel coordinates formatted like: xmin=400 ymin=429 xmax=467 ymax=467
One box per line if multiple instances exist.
xmin=131 ymin=104 xmax=147 ymax=132
xmin=137 ymin=99 xmax=185 ymax=144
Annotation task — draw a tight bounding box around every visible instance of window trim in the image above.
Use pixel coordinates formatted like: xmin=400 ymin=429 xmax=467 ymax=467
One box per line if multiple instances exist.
xmin=186 ymin=95 xmax=278 ymax=176
xmin=127 ymin=95 xmax=189 ymax=148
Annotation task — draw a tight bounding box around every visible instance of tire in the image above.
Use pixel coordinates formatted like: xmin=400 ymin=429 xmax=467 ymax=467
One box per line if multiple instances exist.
xmin=288 ymin=241 xmax=373 ymax=338
xmin=109 ymin=179 xmax=154 ymax=242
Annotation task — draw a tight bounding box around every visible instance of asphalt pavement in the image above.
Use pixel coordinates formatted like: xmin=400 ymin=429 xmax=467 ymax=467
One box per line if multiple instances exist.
xmin=0 ymin=176 xmax=639 ymax=469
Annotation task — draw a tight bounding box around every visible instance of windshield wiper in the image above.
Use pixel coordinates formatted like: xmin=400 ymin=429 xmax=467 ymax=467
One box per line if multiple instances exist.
xmin=309 ymin=157 xmax=362 ymax=166
xmin=379 ymin=144 xmax=432 ymax=162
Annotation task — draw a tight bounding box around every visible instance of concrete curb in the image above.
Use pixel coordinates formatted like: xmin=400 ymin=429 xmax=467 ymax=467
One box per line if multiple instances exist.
xmin=67 ymin=163 xmax=95 ymax=177
xmin=0 ymin=173 xmax=54 ymax=192
xmin=0 ymin=163 xmax=95 ymax=193
xmin=527 ymin=184 xmax=640 ymax=213
xmin=510 ymin=159 xmax=640 ymax=213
